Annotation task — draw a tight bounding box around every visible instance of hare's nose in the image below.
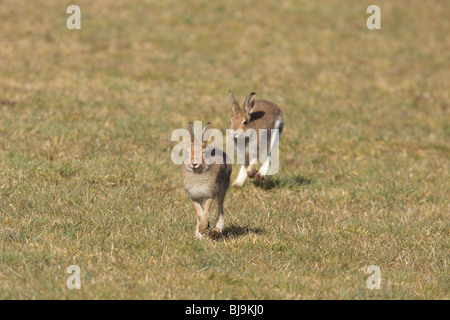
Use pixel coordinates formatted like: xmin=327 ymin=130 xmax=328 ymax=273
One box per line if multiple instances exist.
xmin=191 ymin=163 xmax=198 ymax=168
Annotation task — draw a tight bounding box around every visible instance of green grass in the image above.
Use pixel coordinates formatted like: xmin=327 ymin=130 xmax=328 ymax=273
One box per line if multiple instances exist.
xmin=0 ymin=0 xmax=449 ymax=299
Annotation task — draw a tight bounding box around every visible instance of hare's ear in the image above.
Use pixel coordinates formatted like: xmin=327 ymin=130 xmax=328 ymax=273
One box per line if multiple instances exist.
xmin=202 ymin=122 xmax=212 ymax=146
xmin=187 ymin=122 xmax=195 ymax=142
xmin=229 ymin=90 xmax=241 ymax=114
xmin=243 ymin=92 xmax=256 ymax=115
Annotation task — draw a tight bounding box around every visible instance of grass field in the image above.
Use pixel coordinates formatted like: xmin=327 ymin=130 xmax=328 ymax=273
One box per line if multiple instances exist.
xmin=0 ymin=0 xmax=449 ymax=299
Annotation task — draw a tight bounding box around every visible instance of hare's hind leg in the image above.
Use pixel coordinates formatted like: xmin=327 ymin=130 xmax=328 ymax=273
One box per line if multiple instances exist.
xmin=210 ymin=190 xmax=226 ymax=240
xmin=255 ymin=120 xmax=283 ymax=180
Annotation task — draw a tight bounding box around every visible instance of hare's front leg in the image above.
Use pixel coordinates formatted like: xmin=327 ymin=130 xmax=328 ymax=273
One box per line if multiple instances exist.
xmin=246 ymin=162 xmax=257 ymax=178
xmin=232 ymin=164 xmax=248 ymax=187
xmin=198 ymin=198 xmax=214 ymax=234
xmin=193 ymin=200 xmax=204 ymax=239
xmin=210 ymin=191 xmax=225 ymax=240
xmin=255 ymin=160 xmax=269 ymax=181
xmin=255 ymin=127 xmax=281 ymax=181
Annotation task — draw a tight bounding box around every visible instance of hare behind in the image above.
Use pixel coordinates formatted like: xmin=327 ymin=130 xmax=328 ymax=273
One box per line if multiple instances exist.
xmin=229 ymin=91 xmax=284 ymax=187
xmin=181 ymin=122 xmax=232 ymax=239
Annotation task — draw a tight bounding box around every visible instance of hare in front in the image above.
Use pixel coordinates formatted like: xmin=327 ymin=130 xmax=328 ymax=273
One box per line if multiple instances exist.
xmin=229 ymin=91 xmax=284 ymax=187
xmin=181 ymin=122 xmax=232 ymax=239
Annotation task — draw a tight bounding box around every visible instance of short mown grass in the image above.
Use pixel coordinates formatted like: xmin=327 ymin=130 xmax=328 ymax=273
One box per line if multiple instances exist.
xmin=0 ymin=0 xmax=448 ymax=299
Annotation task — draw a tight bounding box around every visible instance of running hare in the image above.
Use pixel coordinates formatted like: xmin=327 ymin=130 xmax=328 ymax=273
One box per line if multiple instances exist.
xmin=229 ymin=91 xmax=284 ymax=187
xmin=181 ymin=122 xmax=232 ymax=239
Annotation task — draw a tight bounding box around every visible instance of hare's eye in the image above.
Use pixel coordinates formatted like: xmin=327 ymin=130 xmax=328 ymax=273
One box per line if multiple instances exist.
xmin=242 ymin=120 xmax=247 ymax=125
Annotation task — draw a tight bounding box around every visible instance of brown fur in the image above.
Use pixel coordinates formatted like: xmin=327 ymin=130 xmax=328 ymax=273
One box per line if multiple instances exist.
xmin=229 ymin=91 xmax=284 ymax=185
xmin=180 ymin=122 xmax=232 ymax=239
xmin=230 ymin=99 xmax=283 ymax=134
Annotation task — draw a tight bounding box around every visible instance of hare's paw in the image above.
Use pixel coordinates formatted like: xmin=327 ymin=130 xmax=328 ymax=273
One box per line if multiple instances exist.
xmin=198 ymin=220 xmax=210 ymax=233
xmin=196 ymin=222 xmax=210 ymax=239
xmin=247 ymin=167 xmax=257 ymax=178
xmin=210 ymin=228 xmax=223 ymax=241
xmin=195 ymin=229 xmax=205 ymax=239
xmin=232 ymin=181 xmax=244 ymax=188
xmin=233 ymin=165 xmax=248 ymax=187
xmin=255 ymin=172 xmax=266 ymax=181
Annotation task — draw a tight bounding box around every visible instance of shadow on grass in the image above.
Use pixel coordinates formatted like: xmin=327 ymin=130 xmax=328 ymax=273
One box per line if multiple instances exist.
xmin=222 ymin=224 xmax=264 ymax=239
xmin=252 ymin=174 xmax=311 ymax=190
